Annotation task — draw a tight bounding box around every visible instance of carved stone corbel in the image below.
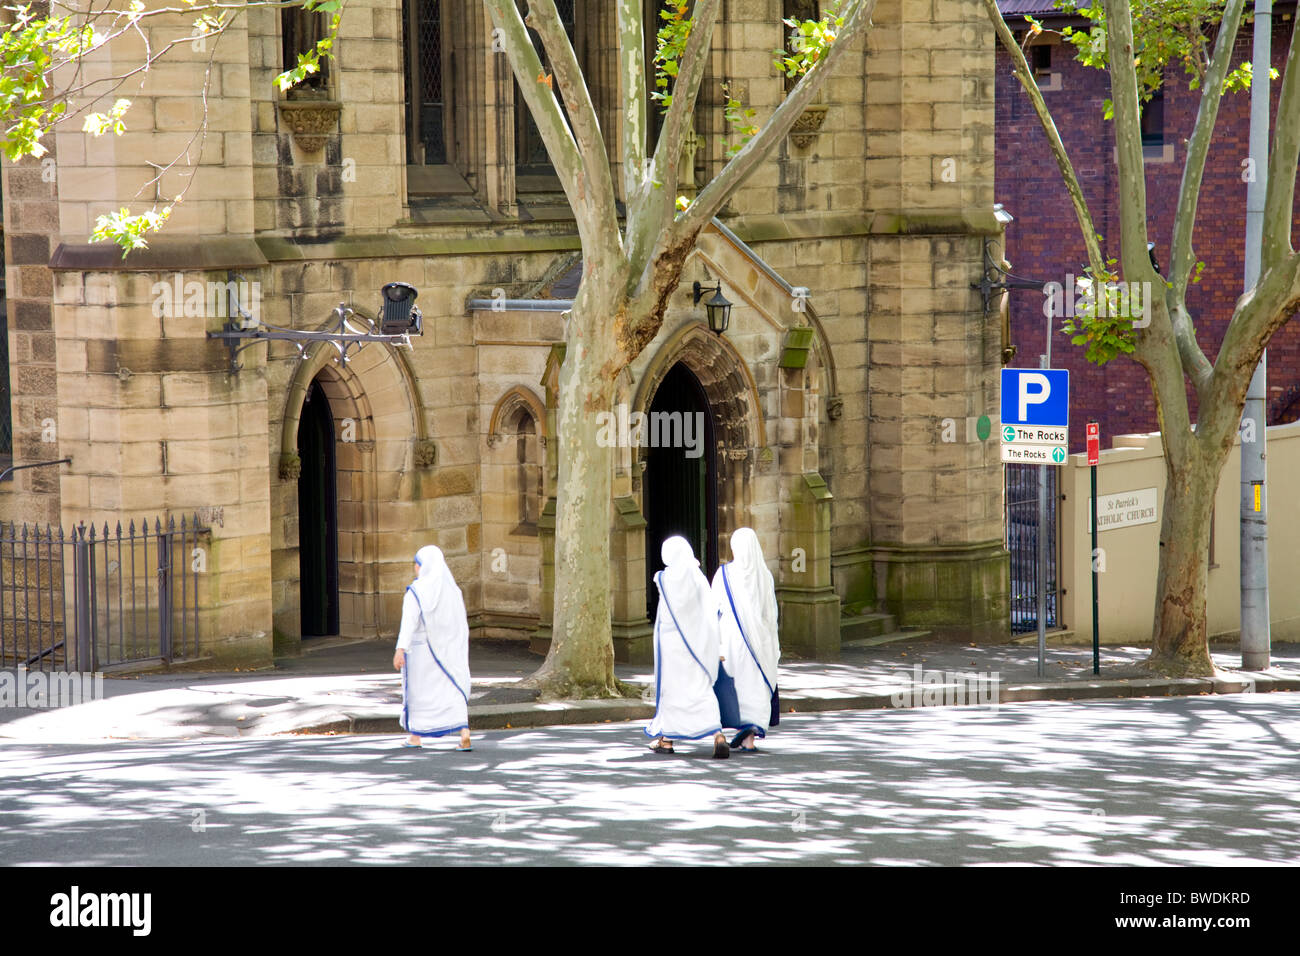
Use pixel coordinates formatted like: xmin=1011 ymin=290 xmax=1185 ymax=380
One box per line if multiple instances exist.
xmin=789 ymin=104 xmax=829 ymax=149
xmin=277 ymin=100 xmax=342 ymax=153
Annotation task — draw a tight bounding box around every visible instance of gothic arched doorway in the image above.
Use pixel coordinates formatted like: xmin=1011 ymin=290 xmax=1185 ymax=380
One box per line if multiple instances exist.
xmin=644 ymin=361 xmax=718 ymax=618
xmin=298 ymin=377 xmax=339 ymax=637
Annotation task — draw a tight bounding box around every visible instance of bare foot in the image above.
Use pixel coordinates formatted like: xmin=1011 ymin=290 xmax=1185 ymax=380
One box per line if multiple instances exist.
xmin=405 ymin=735 xmax=421 ymax=746
xmin=459 ymin=729 xmax=472 ymax=749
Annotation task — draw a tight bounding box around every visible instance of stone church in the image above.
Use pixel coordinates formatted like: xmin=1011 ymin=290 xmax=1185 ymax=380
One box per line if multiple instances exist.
xmin=1 ymin=0 xmax=1009 ymax=668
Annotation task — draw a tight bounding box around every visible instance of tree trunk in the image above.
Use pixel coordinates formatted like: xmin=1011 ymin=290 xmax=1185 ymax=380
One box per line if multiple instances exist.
xmin=1146 ymin=442 xmax=1221 ymax=676
xmin=526 ymin=270 xmax=630 ymax=698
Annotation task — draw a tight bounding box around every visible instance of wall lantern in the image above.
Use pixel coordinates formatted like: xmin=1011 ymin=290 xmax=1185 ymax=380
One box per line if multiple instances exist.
xmin=693 ymin=280 xmax=732 ymax=336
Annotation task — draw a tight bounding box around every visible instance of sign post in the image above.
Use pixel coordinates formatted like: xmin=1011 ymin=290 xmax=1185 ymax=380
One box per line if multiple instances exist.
xmin=1001 ymin=367 xmax=1070 ymax=678
xmin=1087 ymin=421 xmax=1100 ymax=675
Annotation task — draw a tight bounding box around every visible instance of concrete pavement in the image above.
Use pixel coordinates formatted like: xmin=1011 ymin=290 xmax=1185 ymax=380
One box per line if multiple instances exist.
xmin=2 ymin=694 xmax=1298 ymax=865
xmin=2 ymin=634 xmax=1299 ymax=742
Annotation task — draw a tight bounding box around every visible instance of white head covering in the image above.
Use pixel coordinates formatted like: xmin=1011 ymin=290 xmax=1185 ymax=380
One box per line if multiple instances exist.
xmin=718 ymin=527 xmax=780 ymax=680
xmin=655 ymin=536 xmax=718 ymax=668
xmin=411 ymin=544 xmax=450 ymax=608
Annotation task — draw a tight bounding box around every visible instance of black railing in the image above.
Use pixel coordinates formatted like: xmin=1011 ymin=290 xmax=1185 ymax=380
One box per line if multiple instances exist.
xmin=1005 ymin=464 xmax=1059 ymax=634
xmin=1 ymin=516 xmax=207 ymax=672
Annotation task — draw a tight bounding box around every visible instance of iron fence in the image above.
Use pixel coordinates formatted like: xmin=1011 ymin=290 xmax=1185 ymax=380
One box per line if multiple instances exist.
xmin=0 ymin=516 xmax=207 ymax=672
xmin=1005 ymin=463 xmax=1059 ymax=634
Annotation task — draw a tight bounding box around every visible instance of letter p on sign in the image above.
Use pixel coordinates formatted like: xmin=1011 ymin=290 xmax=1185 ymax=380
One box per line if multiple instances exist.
xmin=1017 ymin=372 xmax=1050 ymax=421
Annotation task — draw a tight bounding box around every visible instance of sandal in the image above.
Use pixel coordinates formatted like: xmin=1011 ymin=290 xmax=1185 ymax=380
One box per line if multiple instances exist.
xmin=650 ymin=740 xmax=675 ymax=754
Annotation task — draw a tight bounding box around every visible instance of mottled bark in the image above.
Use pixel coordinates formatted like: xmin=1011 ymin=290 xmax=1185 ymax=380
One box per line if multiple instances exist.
xmin=1147 ymin=442 xmax=1218 ymax=676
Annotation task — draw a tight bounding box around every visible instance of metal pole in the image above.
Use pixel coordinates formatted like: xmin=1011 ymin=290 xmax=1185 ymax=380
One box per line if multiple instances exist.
xmin=1091 ymin=459 xmax=1100 ymax=675
xmin=1241 ymin=0 xmax=1272 ymax=670
xmin=1037 ymin=354 xmax=1049 ymax=678
xmin=73 ymin=530 xmax=92 ymax=672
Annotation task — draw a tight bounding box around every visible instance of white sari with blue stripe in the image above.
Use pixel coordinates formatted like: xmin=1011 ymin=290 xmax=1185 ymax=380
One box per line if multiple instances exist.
xmin=711 ymin=528 xmax=779 ymax=737
xmin=645 ymin=537 xmax=722 ymax=741
xmin=398 ymin=546 xmax=471 ymax=737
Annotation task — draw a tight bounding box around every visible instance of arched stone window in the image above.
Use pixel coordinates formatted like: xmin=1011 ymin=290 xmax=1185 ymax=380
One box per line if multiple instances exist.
xmin=488 ymin=386 xmax=547 ymax=536
xmin=513 ymin=411 xmax=540 ymax=533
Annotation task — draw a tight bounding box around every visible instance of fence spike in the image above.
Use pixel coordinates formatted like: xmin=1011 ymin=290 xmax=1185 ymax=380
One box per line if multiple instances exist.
xmin=168 ymin=514 xmax=176 ymax=532
xmin=115 ymin=521 xmax=122 ymax=537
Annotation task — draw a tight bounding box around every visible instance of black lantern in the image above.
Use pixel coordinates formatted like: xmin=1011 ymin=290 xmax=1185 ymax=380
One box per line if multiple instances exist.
xmin=693 ymin=280 xmax=732 ymax=336
xmin=380 ymin=281 xmax=422 ymax=334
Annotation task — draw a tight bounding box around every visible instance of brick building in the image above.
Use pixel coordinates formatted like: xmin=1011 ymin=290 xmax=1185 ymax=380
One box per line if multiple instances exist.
xmin=2 ymin=0 xmax=1010 ymax=669
xmin=996 ymin=0 xmax=1300 ymax=450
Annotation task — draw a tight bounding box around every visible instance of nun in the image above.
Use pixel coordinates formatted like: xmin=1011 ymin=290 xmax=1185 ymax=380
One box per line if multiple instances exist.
xmin=391 ymin=545 xmax=473 ymax=750
xmin=712 ymin=528 xmax=780 ymax=752
xmin=646 ymin=536 xmax=730 ymax=759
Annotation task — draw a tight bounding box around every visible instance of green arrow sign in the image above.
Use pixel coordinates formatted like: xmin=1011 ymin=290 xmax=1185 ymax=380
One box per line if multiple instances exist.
xmin=1002 ymin=426 xmax=1016 ymax=442
xmin=1052 ymin=447 xmax=1066 ymax=463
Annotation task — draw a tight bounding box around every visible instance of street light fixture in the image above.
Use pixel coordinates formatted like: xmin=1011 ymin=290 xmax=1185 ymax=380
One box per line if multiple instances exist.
xmin=693 ymin=280 xmax=732 ymax=336
xmin=208 ymin=282 xmax=424 ymax=374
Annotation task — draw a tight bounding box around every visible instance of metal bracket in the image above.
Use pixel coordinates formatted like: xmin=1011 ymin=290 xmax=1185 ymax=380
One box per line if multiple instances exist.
xmin=206 ymin=302 xmax=419 ymax=375
xmin=0 ymin=457 xmax=72 ymax=483
xmin=971 ymin=238 xmax=1049 ymax=315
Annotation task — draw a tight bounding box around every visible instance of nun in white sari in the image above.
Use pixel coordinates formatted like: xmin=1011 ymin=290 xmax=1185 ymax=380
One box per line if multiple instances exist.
xmin=712 ymin=528 xmax=779 ymax=751
xmin=392 ymin=545 xmax=472 ymax=750
xmin=645 ymin=536 xmax=731 ymax=759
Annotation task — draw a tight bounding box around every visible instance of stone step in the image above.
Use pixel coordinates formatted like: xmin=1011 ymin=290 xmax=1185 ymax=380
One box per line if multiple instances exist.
xmin=839 ymin=611 xmax=897 ymax=643
xmin=840 ymin=627 xmax=932 ymax=650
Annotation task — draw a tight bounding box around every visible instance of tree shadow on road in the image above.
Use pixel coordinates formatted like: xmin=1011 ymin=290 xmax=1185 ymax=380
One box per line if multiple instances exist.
xmin=1 ymin=695 xmax=1297 ymax=865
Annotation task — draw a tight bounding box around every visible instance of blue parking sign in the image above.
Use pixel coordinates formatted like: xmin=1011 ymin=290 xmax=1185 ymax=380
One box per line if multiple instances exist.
xmin=1000 ymin=368 xmax=1069 ymax=428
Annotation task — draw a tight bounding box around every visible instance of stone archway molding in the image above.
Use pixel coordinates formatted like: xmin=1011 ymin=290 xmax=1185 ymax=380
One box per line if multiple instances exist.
xmin=487 ymin=385 xmax=547 ymax=448
xmin=278 ymin=335 xmax=429 ymax=479
xmin=631 ymin=320 xmax=766 ymax=454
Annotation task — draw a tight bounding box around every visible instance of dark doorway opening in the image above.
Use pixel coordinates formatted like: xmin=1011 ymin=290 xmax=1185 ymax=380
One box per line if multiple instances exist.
xmin=644 ymin=362 xmax=718 ymax=619
xmin=298 ymin=378 xmax=340 ymax=637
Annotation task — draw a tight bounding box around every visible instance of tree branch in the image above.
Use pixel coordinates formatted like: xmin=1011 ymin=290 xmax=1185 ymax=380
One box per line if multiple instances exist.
xmin=617 ymin=0 xmax=646 ymax=203
xmin=982 ymin=0 xmax=1107 ymax=281
xmin=668 ymin=0 xmax=877 ymax=245
xmin=1262 ymin=8 xmax=1300 ymax=270
xmin=1103 ymin=0 xmax=1157 ymax=285
xmin=1205 ymin=250 xmax=1300 ymax=441
xmin=649 ymin=0 xmax=718 ymax=202
xmin=482 ymin=0 xmax=618 ymax=250
xmin=626 ymin=0 xmax=721 ymax=285
xmin=1169 ymin=0 xmax=1246 ymax=298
